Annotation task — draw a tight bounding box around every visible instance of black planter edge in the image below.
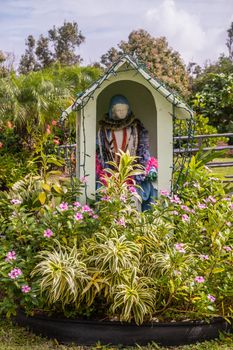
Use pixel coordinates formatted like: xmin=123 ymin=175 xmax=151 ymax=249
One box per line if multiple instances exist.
xmin=13 ymin=310 xmax=233 ymax=347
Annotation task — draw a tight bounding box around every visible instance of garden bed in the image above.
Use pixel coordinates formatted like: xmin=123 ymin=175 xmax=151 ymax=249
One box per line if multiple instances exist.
xmin=14 ymin=311 xmax=232 ymax=346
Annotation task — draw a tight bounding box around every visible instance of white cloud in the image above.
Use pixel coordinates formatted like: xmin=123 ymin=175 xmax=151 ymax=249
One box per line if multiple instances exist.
xmin=144 ymin=0 xmax=228 ymax=64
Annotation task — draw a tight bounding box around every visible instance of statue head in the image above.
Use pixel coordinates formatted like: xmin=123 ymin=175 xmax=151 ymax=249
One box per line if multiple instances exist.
xmin=108 ymin=95 xmax=131 ymax=120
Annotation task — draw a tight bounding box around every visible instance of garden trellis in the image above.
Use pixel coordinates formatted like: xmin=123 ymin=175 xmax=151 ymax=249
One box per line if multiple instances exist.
xmin=59 ymin=54 xmax=195 ymax=201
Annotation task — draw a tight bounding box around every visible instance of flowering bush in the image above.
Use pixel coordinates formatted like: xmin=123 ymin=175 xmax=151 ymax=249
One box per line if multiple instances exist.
xmin=0 ymin=152 xmax=232 ymax=325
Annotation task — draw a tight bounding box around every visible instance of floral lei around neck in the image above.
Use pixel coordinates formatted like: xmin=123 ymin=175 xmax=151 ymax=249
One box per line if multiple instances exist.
xmin=98 ymin=113 xmax=136 ymax=130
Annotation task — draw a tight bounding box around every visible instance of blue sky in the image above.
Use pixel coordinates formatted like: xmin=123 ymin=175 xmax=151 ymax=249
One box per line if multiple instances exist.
xmin=0 ymin=0 xmax=232 ymax=67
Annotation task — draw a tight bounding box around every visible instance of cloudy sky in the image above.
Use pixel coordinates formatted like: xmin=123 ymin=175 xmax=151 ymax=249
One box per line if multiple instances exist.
xmin=0 ymin=0 xmax=232 ymax=67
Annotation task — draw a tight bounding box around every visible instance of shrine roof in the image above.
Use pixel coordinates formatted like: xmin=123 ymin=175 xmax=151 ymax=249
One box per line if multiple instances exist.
xmin=61 ymin=55 xmax=194 ymax=121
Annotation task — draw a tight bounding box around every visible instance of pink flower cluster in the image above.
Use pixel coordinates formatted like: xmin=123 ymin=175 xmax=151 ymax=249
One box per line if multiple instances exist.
xmin=175 ymin=243 xmax=186 ymax=253
xmin=44 ymin=229 xmax=53 ymax=238
xmin=10 ymin=199 xmax=22 ymax=205
xmin=8 ymin=268 xmax=22 ymax=279
xmin=73 ymin=204 xmax=98 ymax=221
xmin=199 ymin=254 xmax=209 ymax=260
xmin=194 ymin=276 xmax=205 ymax=283
xmin=204 ymin=196 xmax=216 ymax=204
xmin=223 ymin=246 xmax=232 ymax=252
xmin=182 ymin=214 xmax=190 ymax=222
xmin=59 ymin=202 xmax=69 ymax=211
xmin=170 ymin=195 xmax=181 ymax=204
xmin=5 ymin=251 xmax=16 ymax=261
xmin=129 ymin=186 xmax=137 ymax=194
xmin=198 ymin=203 xmax=207 ymax=209
xmin=115 ymin=218 xmax=126 ymax=227
xmin=160 ymin=190 xmax=170 ymax=197
xmin=74 ymin=212 xmax=83 ymax=221
xmin=207 ymin=294 xmax=216 ymax=302
xmin=21 ymin=285 xmax=31 ymax=293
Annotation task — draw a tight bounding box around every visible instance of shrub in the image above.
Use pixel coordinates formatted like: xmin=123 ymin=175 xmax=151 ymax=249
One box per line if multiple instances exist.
xmin=0 ymin=152 xmax=232 ymax=325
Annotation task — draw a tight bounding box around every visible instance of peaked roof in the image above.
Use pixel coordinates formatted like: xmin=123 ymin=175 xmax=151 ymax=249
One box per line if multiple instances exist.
xmin=61 ymin=55 xmax=193 ymax=121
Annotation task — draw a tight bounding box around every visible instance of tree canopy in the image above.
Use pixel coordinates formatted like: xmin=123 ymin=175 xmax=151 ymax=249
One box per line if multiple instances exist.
xmin=19 ymin=21 xmax=85 ymax=74
xmin=100 ymin=29 xmax=190 ymax=97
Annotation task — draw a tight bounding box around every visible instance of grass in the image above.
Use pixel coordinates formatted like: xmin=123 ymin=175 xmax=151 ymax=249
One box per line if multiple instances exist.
xmin=208 ymin=157 xmax=233 ymax=179
xmin=0 ymin=319 xmax=232 ymax=350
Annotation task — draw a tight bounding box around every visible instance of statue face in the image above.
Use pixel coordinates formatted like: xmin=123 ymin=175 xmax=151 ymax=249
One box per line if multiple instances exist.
xmin=112 ymin=103 xmax=129 ymax=119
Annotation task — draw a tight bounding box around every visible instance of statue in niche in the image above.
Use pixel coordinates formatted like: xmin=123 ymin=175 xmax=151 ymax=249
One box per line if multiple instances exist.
xmin=96 ymin=95 xmax=158 ymax=210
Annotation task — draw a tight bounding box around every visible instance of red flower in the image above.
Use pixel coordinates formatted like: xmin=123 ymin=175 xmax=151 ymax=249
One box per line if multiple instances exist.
xmin=6 ymin=121 xmax=13 ymax=129
xmin=53 ymin=138 xmax=60 ymax=145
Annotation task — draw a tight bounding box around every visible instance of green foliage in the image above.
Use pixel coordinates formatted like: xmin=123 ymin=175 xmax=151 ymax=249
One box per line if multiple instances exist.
xmin=0 ymin=64 xmax=101 ymax=157
xmin=191 ymin=73 xmax=233 ymax=133
xmin=32 ymin=243 xmax=89 ymax=306
xmin=0 ymin=152 xmax=232 ymax=326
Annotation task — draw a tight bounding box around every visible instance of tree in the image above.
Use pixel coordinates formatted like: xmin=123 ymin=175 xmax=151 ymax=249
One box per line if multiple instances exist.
xmin=19 ymin=35 xmax=39 ymax=74
xmin=192 ymin=73 xmax=233 ymax=133
xmin=0 ymin=50 xmax=15 ymax=77
xmin=188 ymin=23 xmax=233 ymax=134
xmin=226 ymin=21 xmax=233 ymax=60
xmin=100 ymin=29 xmax=190 ymax=97
xmin=19 ymin=21 xmax=85 ymax=73
xmin=35 ymin=35 xmax=54 ymax=68
xmin=48 ymin=21 xmax=85 ymax=66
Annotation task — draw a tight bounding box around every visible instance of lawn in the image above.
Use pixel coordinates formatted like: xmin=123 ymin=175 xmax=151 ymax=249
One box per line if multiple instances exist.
xmin=0 ymin=319 xmax=232 ymax=350
xmin=208 ymin=157 xmax=233 ymax=179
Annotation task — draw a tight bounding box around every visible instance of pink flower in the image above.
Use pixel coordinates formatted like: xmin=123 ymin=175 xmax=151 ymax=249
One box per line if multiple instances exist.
xmin=10 ymin=199 xmax=22 ymax=205
xmin=59 ymin=202 xmax=69 ymax=211
xmin=172 ymin=210 xmax=179 ymax=215
xmin=199 ymin=254 xmax=209 ymax=260
xmin=170 ymin=195 xmax=181 ymax=204
xmin=44 ymin=229 xmax=53 ymax=238
xmin=120 ymin=194 xmax=127 ymax=203
xmin=205 ymin=196 xmax=216 ymax=204
xmin=82 ymin=205 xmax=91 ymax=213
xmin=194 ymin=276 xmax=205 ymax=283
xmin=101 ymin=196 xmax=111 ymax=202
xmin=73 ymin=201 xmax=81 ymax=207
xmin=129 ymin=186 xmax=137 ymax=193
xmin=230 ymin=203 xmax=233 ymax=210
xmin=5 ymin=251 xmax=16 ymax=261
xmin=180 ymin=205 xmax=190 ymax=212
xmin=115 ymin=218 xmax=126 ymax=227
xmin=174 ymin=270 xmax=181 ymax=276
xmin=21 ymin=285 xmax=31 ymax=293
xmin=160 ymin=190 xmax=170 ymax=197
xmin=207 ymin=294 xmax=216 ymax=302
xmin=182 ymin=214 xmax=190 ymax=222
xmin=8 ymin=268 xmax=22 ymax=279
xmin=74 ymin=212 xmax=83 ymax=221
xmin=51 ymin=120 xmax=57 ymax=126
xmin=198 ymin=203 xmax=207 ymax=209
xmin=175 ymin=243 xmax=186 ymax=253
xmin=92 ymin=214 xmax=99 ymax=219
xmin=223 ymin=246 xmax=232 ymax=252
